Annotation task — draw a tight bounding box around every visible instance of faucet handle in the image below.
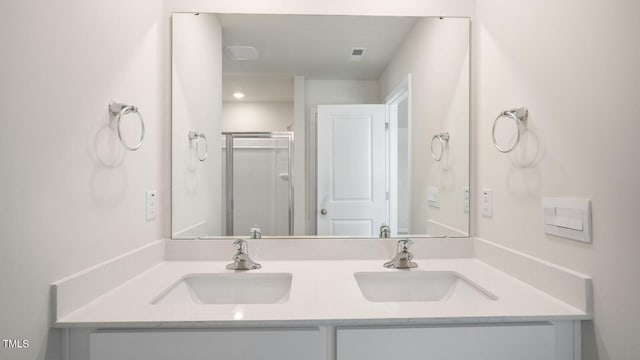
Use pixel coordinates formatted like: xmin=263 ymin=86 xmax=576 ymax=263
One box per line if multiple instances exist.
xmin=227 ymin=239 xmax=261 ymax=270
xmin=232 ymin=239 xmax=248 ymax=254
xmin=384 ymin=238 xmax=418 ymax=269
xmin=397 ymin=238 xmax=414 ymax=252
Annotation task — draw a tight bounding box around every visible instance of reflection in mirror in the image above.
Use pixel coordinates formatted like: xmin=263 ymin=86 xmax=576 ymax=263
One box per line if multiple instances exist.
xmin=171 ymin=13 xmax=470 ymax=239
xmin=221 ymin=132 xmax=294 ymax=236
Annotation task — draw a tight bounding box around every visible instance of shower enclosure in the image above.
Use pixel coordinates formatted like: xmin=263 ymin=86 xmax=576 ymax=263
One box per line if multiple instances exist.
xmin=222 ymin=132 xmax=294 ymax=236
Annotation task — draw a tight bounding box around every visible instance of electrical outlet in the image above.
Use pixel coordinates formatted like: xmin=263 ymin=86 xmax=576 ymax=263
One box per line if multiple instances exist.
xmin=146 ymin=191 xmax=158 ymax=221
xmin=481 ymin=189 xmax=493 ymax=217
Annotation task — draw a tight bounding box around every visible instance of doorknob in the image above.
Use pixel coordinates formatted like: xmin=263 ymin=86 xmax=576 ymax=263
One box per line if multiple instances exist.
xmin=320 ymin=209 xmax=328 ymax=215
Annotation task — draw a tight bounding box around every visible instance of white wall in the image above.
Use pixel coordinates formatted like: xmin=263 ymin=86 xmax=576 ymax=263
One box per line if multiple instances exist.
xmin=171 ymin=13 xmax=222 ymax=237
xmin=222 ymin=102 xmax=293 ymax=132
xmin=379 ymin=18 xmax=470 ymax=236
xmin=305 ymin=80 xmax=380 ymax=110
xmin=397 ymin=97 xmax=410 ymax=234
xmin=0 ymin=1 xmax=164 ymax=359
xmin=294 ymin=76 xmax=307 ymax=235
xmin=473 ymin=0 xmax=640 ymax=358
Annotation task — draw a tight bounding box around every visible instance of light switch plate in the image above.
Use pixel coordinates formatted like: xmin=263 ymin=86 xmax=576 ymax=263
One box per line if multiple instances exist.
xmin=427 ymin=186 xmax=440 ymax=208
xmin=463 ymin=187 xmax=470 ymax=214
xmin=481 ymin=189 xmax=493 ymax=217
xmin=146 ymin=191 xmax=158 ymax=221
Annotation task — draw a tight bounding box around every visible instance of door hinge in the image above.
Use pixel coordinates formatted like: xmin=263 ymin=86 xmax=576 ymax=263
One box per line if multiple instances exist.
xmin=385 ymin=122 xmax=389 ymax=130
xmin=386 ymin=191 xmax=389 ymax=200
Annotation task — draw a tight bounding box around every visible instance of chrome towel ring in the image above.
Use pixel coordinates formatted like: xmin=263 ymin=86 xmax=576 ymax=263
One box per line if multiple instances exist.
xmin=188 ymin=131 xmax=208 ymax=161
xmin=109 ymin=102 xmax=145 ymax=151
xmin=492 ymin=107 xmax=528 ymax=153
xmin=431 ymin=132 xmax=450 ymax=161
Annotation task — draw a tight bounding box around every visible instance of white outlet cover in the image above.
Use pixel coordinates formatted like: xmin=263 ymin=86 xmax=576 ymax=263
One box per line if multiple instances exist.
xmin=427 ymin=186 xmax=440 ymax=208
xmin=463 ymin=187 xmax=470 ymax=214
xmin=481 ymin=189 xmax=493 ymax=217
xmin=146 ymin=191 xmax=158 ymax=221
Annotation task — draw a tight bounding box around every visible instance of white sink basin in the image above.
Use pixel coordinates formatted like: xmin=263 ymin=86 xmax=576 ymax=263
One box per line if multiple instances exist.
xmin=152 ymin=273 xmax=293 ymax=305
xmin=354 ymin=271 xmax=496 ymax=302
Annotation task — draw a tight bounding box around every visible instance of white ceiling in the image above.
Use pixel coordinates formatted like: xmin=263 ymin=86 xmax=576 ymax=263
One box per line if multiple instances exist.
xmin=222 ymin=74 xmax=293 ymax=102
xmin=218 ymin=14 xmax=418 ymax=81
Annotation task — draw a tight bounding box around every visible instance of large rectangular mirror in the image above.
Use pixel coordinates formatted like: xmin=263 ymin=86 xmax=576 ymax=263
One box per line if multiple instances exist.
xmin=172 ymin=13 xmax=470 ymax=239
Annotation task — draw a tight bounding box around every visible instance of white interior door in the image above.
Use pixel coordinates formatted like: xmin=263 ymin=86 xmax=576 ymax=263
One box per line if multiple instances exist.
xmin=317 ymin=104 xmax=387 ymax=236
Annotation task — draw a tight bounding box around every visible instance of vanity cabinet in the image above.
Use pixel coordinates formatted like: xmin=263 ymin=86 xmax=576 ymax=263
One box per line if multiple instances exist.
xmin=85 ymin=321 xmax=580 ymax=360
xmin=337 ymin=322 xmax=580 ymax=360
xmin=89 ymin=328 xmax=325 ymax=360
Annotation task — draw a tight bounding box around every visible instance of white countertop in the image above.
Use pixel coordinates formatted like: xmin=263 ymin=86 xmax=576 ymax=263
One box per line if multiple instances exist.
xmin=54 ymin=258 xmax=589 ymax=328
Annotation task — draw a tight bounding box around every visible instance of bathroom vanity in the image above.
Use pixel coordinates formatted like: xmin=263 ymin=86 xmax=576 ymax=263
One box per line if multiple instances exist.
xmin=53 ymin=238 xmax=590 ymax=360
xmin=87 ymin=322 xmax=576 ymax=360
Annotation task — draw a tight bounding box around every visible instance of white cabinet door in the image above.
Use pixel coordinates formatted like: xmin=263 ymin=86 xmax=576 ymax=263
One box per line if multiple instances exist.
xmin=90 ymin=328 xmax=324 ymax=360
xmin=337 ymin=323 xmax=558 ymax=360
xmin=316 ymin=104 xmax=387 ymax=236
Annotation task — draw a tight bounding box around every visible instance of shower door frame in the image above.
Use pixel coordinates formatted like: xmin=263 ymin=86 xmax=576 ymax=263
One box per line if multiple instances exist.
xmin=223 ymin=132 xmax=294 ymax=236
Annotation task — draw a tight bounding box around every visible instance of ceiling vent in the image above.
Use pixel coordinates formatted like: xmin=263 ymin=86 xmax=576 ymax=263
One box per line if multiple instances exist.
xmin=225 ymin=46 xmax=259 ymax=61
xmin=348 ymin=47 xmax=367 ymax=62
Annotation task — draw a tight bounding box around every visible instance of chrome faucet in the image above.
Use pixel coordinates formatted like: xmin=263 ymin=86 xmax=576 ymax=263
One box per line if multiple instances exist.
xmin=379 ymin=224 xmax=391 ymax=238
xmin=384 ymin=239 xmax=417 ymax=269
xmin=249 ymin=225 xmax=262 ymax=239
xmin=226 ymin=239 xmax=262 ymax=270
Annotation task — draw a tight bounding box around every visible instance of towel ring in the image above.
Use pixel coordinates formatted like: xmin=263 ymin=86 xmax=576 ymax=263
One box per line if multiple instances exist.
xmin=188 ymin=131 xmax=208 ymax=161
xmin=109 ymin=102 xmax=145 ymax=151
xmin=492 ymin=107 xmax=528 ymax=153
xmin=431 ymin=132 xmax=450 ymax=161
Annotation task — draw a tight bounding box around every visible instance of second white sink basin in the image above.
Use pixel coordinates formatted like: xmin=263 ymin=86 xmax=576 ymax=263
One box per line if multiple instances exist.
xmin=354 ymin=271 xmax=496 ymax=302
xmin=153 ymin=272 xmax=293 ymax=305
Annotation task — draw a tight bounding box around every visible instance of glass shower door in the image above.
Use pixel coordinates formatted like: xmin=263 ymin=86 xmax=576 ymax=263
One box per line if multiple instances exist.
xmin=222 ymin=132 xmax=293 ymax=236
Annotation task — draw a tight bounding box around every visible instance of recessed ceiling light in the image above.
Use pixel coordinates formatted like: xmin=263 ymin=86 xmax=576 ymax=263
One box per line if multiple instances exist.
xmin=233 ymin=92 xmax=245 ymax=99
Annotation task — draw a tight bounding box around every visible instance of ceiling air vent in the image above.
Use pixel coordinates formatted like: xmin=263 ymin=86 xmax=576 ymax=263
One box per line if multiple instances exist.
xmin=225 ymin=46 xmax=259 ymax=61
xmin=348 ymin=47 xmax=367 ymax=62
